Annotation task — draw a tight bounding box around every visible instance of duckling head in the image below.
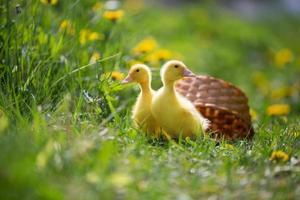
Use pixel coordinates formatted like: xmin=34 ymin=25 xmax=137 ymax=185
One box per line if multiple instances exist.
xmin=161 ymin=60 xmax=194 ymax=85
xmin=122 ymin=64 xmax=151 ymax=85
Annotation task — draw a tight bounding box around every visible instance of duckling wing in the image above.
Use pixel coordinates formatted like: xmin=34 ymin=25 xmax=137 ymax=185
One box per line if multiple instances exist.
xmin=175 ymin=76 xmax=254 ymax=141
xmin=176 ymin=93 xmax=210 ymax=131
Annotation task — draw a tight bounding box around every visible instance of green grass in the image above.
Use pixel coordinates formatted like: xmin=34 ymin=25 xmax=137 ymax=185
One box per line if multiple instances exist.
xmin=0 ymin=0 xmax=300 ymax=199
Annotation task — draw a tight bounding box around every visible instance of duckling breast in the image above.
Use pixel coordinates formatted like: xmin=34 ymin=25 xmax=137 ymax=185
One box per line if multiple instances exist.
xmin=152 ymin=89 xmax=208 ymax=138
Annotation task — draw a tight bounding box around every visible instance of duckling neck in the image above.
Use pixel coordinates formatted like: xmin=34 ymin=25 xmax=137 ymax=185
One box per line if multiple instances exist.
xmin=163 ymin=81 xmax=176 ymax=94
xmin=140 ymin=81 xmax=152 ymax=95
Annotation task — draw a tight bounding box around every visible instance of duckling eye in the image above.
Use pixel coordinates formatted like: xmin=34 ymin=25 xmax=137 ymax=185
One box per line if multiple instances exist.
xmin=136 ymin=69 xmax=140 ymax=72
xmin=174 ymin=65 xmax=179 ymax=68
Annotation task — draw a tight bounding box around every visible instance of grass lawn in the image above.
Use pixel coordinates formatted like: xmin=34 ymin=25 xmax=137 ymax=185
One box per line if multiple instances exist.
xmin=0 ymin=0 xmax=300 ymax=199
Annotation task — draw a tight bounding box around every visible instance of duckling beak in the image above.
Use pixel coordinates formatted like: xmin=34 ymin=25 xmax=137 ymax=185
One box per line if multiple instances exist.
xmin=182 ymin=68 xmax=195 ymax=77
xmin=121 ymin=75 xmax=133 ymax=84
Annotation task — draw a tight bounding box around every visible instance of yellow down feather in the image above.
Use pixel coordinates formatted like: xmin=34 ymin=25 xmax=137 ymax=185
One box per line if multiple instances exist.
xmin=151 ymin=60 xmax=210 ymax=139
xmin=122 ymin=64 xmax=162 ymax=137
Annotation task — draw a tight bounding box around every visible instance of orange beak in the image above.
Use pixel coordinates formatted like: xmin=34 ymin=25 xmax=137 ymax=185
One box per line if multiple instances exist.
xmin=121 ymin=75 xmax=133 ymax=84
xmin=182 ymin=68 xmax=195 ymax=77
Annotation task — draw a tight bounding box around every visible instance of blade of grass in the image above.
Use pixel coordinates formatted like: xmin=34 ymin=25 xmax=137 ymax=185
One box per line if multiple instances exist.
xmin=51 ymin=53 xmax=121 ymax=88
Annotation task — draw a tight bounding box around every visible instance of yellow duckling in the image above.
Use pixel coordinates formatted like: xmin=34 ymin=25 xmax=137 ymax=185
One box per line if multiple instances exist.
xmin=122 ymin=64 xmax=161 ymax=137
xmin=151 ymin=60 xmax=210 ymax=139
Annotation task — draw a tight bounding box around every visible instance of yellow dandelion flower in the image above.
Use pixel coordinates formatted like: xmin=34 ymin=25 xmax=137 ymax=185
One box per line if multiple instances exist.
xmin=89 ymin=52 xmax=101 ymax=64
xmin=288 ymin=130 xmax=300 ymax=138
xmin=80 ymin=30 xmax=103 ymax=45
xmin=224 ymin=144 xmax=235 ymax=150
xmin=270 ymin=86 xmax=293 ymax=99
xmin=145 ymin=49 xmax=173 ymax=64
xmin=103 ymin=10 xmax=124 ymax=22
xmin=110 ymin=172 xmax=132 ymax=188
xmin=105 ymin=71 xmax=124 ymax=81
xmin=270 ymin=150 xmax=289 ymax=162
xmin=250 ymin=109 xmax=258 ymax=121
xmin=92 ymin=2 xmax=103 ymax=12
xmin=59 ymin=20 xmax=75 ymax=35
xmin=274 ymin=48 xmax=293 ymax=68
xmin=127 ymin=60 xmax=143 ymax=68
xmin=41 ymin=0 xmax=58 ymax=5
xmin=251 ymin=71 xmax=270 ymax=95
xmin=59 ymin=20 xmax=69 ymax=30
xmin=79 ymin=29 xmax=89 ymax=45
xmin=145 ymin=54 xmax=157 ymax=64
xmin=88 ymin=32 xmax=104 ymax=41
xmin=132 ymin=37 xmax=157 ymax=54
xmin=266 ymin=104 xmax=290 ymax=116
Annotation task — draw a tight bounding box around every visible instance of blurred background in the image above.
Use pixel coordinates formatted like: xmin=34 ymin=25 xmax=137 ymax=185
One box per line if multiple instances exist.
xmin=123 ymin=0 xmax=300 ymax=117
xmin=1 ymin=0 xmax=299 ymax=118
xmin=1 ymin=0 xmax=300 ymax=199
xmin=1 ymin=0 xmax=300 ymax=118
